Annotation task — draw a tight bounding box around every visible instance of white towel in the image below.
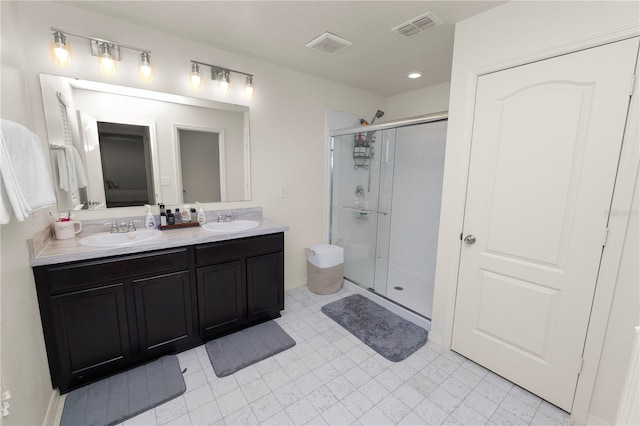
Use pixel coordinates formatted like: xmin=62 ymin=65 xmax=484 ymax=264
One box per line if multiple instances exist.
xmin=0 ymin=119 xmax=56 ymax=224
xmin=57 ymin=145 xmax=87 ymax=191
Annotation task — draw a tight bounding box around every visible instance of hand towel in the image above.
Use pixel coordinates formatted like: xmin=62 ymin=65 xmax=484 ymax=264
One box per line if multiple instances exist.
xmin=0 ymin=119 xmax=56 ymax=224
xmin=57 ymin=145 xmax=87 ymax=191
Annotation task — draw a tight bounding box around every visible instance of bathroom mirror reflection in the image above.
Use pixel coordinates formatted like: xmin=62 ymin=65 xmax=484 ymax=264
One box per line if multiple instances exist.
xmin=39 ymin=73 xmax=251 ymax=211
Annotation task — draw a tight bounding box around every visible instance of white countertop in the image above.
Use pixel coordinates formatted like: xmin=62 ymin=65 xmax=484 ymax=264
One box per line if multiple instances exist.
xmin=30 ymin=218 xmax=289 ymax=267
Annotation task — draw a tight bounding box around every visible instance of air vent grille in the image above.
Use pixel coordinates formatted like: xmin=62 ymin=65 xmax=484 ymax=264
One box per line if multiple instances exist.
xmin=306 ymin=32 xmax=353 ymax=55
xmin=392 ymin=12 xmax=443 ymax=38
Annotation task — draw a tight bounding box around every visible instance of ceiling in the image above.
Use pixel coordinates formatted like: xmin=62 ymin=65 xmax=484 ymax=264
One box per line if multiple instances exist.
xmin=60 ymin=1 xmax=505 ymax=97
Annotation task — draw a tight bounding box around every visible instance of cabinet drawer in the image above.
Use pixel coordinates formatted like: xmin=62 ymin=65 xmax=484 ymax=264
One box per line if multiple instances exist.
xmin=195 ymin=233 xmax=283 ymax=266
xmin=44 ymin=248 xmax=189 ymax=294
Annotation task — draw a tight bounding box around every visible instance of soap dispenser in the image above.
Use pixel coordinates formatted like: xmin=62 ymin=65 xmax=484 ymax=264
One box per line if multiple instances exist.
xmin=197 ymin=202 xmax=206 ymax=225
xmin=145 ymin=205 xmax=156 ymax=229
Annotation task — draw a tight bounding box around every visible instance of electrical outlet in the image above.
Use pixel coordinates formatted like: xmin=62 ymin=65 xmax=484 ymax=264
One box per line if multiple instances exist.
xmin=278 ymin=186 xmax=287 ymax=198
xmin=160 ymin=177 xmax=171 ymax=186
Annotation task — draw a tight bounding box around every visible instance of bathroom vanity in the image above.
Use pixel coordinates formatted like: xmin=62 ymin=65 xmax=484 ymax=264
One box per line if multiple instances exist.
xmin=30 ymin=218 xmax=286 ymax=393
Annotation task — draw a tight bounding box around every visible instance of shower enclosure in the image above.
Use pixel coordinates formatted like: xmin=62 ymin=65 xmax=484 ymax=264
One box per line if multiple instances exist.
xmin=329 ymin=114 xmax=447 ymax=319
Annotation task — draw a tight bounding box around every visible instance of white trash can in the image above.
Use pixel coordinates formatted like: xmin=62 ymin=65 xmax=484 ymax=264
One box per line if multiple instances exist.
xmin=307 ymin=244 xmax=344 ymax=295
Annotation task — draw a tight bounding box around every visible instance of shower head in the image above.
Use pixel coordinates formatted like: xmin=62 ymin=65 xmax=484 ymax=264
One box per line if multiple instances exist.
xmin=370 ymin=110 xmax=385 ymax=125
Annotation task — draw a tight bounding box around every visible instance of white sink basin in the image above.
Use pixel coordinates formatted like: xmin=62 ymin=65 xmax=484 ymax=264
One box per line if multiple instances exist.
xmin=201 ymin=220 xmax=260 ymax=233
xmin=79 ymin=229 xmax=163 ymax=248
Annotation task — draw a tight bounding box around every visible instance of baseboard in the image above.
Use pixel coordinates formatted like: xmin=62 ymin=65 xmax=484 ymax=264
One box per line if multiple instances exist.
xmin=43 ymin=389 xmax=60 ymax=426
xmin=343 ymin=280 xmax=431 ymax=331
xmin=428 ymin=332 xmax=444 ymax=348
xmin=586 ymin=413 xmax=610 ymax=426
xmin=285 ymin=277 xmax=308 ymax=291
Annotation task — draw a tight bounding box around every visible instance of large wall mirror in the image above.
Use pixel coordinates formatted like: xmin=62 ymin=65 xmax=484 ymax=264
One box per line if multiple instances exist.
xmin=39 ymin=73 xmax=251 ymax=211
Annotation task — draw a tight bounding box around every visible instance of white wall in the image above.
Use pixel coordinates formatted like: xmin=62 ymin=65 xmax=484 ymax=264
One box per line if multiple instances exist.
xmin=433 ymin=1 xmax=639 ymax=424
xmin=385 ymin=81 xmax=450 ymax=120
xmin=1 ymin=2 xmax=385 ymax=424
xmin=0 ymin=3 xmax=57 ymax=426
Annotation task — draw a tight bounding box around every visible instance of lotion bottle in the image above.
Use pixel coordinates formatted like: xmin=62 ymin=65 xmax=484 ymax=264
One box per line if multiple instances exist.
xmin=197 ymin=202 xmax=206 ymax=224
xmin=181 ymin=205 xmax=190 ymax=223
xmin=145 ymin=205 xmax=156 ymax=229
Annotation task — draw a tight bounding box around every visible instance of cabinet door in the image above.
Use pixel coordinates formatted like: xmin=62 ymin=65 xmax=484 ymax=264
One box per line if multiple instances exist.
xmin=247 ymin=252 xmax=284 ymax=320
xmin=133 ymin=271 xmax=194 ymax=358
xmin=50 ymin=283 xmax=131 ymax=392
xmin=197 ymin=261 xmax=245 ymax=338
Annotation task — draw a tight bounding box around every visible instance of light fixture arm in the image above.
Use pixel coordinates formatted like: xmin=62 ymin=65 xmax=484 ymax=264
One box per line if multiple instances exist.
xmin=50 ymin=27 xmax=151 ymax=56
xmin=190 ymin=60 xmax=253 ymax=79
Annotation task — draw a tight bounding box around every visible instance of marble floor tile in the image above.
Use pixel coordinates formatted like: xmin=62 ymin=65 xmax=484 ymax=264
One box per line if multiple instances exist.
xmin=60 ymin=286 xmax=573 ymax=426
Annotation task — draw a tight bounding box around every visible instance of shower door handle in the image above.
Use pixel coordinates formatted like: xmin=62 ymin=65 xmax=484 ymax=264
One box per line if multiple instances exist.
xmin=463 ymin=235 xmax=476 ymax=245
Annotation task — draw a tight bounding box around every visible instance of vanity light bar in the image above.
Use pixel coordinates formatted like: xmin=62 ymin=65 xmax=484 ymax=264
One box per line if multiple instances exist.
xmin=50 ymin=27 xmax=153 ymax=82
xmin=189 ymin=60 xmax=255 ymax=98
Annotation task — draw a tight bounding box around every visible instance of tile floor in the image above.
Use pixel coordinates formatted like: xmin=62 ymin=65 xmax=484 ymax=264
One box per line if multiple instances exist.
xmin=56 ymin=286 xmax=573 ymax=425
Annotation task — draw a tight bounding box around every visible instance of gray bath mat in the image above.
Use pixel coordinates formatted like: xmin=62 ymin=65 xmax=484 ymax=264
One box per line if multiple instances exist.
xmin=321 ymin=294 xmax=428 ymax=362
xmin=206 ymin=321 xmax=296 ymax=377
xmin=60 ymin=355 xmax=185 ymax=426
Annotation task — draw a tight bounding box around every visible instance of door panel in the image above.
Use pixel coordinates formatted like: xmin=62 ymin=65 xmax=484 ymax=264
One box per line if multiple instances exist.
xmin=247 ymin=252 xmax=284 ymax=319
xmin=196 ymin=261 xmax=245 ymax=337
xmin=50 ymin=283 xmax=131 ymax=390
xmin=133 ymin=271 xmax=194 ymax=357
xmin=452 ymin=38 xmax=639 ymax=411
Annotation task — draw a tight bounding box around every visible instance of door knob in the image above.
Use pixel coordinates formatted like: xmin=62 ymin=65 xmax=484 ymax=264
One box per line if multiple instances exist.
xmin=463 ymin=235 xmax=476 ymax=245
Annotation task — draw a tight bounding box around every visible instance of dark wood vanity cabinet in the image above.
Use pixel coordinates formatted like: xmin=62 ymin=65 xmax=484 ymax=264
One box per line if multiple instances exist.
xmin=195 ymin=233 xmax=285 ymax=338
xmin=33 ymin=232 xmax=284 ymax=393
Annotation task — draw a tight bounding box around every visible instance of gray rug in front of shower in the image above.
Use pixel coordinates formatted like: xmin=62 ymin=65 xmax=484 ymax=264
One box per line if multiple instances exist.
xmin=321 ymin=294 xmax=428 ymax=362
xmin=206 ymin=320 xmax=296 ymax=377
xmin=60 ymin=355 xmax=185 ymax=426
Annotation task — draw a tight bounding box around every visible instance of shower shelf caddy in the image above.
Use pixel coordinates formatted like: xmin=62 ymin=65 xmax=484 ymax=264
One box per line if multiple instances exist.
xmin=353 ymin=131 xmax=375 ymax=170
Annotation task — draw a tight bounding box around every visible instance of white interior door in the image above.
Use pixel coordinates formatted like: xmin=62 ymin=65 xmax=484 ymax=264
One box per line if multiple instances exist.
xmin=452 ymin=38 xmax=639 ymax=411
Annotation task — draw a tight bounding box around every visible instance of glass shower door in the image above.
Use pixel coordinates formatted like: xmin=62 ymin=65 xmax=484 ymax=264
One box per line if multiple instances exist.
xmin=330 ymin=130 xmax=385 ymax=290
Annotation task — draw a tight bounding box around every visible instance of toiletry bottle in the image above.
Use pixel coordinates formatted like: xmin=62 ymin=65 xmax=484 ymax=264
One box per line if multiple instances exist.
xmin=167 ymin=209 xmax=175 ymax=225
xmin=174 ymin=208 xmax=182 ymax=224
xmin=159 ymin=204 xmax=167 ymax=227
xmin=145 ymin=205 xmax=156 ymax=229
xmin=190 ymin=208 xmax=197 ymax=223
xmin=197 ymin=202 xmax=206 ymax=224
xmin=181 ymin=205 xmax=190 ymax=223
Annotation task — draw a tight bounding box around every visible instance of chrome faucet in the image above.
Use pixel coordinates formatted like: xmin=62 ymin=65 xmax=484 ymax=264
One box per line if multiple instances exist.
xmin=106 ymin=220 xmax=140 ymax=233
xmin=217 ymin=213 xmax=225 ymax=222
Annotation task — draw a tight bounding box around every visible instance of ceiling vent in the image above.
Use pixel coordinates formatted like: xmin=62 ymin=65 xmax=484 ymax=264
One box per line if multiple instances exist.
xmin=392 ymin=12 xmax=443 ymax=38
xmin=306 ymin=32 xmax=353 ymax=55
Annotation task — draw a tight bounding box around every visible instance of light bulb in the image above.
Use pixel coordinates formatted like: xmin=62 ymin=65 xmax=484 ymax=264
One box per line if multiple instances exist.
xmin=54 ymin=44 xmax=69 ymax=62
xmin=245 ymin=76 xmax=254 ymax=98
xmin=100 ymin=56 xmax=115 ymax=74
xmin=190 ymin=63 xmax=202 ymax=89
xmin=139 ymin=52 xmax=153 ymax=83
xmin=219 ymin=70 xmax=230 ymax=94
xmin=98 ymin=43 xmax=116 ymax=76
xmin=51 ymin=31 xmax=71 ymax=66
xmin=220 ymin=79 xmax=229 ymax=94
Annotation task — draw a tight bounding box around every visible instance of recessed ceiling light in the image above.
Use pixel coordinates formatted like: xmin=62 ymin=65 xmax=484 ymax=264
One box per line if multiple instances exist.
xmin=407 ymin=71 xmax=422 ymax=79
